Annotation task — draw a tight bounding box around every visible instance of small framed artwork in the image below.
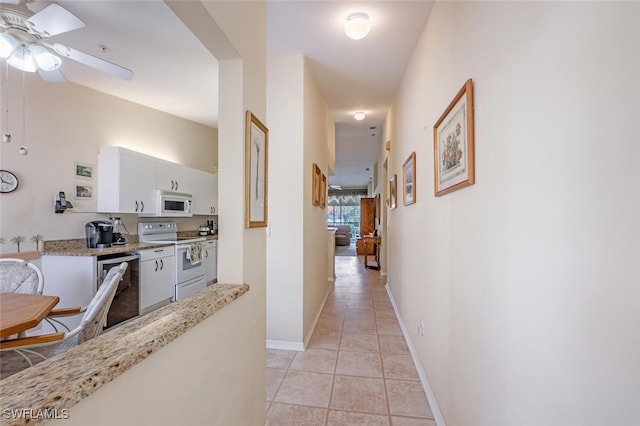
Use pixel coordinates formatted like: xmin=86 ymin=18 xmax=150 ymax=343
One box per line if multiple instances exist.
xmin=403 ymin=152 xmax=416 ymax=206
xmin=389 ymin=175 xmax=397 ymax=209
xmin=74 ymin=162 xmax=93 ymax=179
xmin=320 ymin=173 xmax=327 ymax=208
xmin=373 ymin=162 xmax=378 ymax=191
xmin=434 ymin=78 xmax=475 ymax=196
xmin=312 ymin=163 xmax=321 ymax=206
xmin=245 ymin=110 xmax=269 ymax=228
xmin=75 ymin=184 xmax=93 ymax=199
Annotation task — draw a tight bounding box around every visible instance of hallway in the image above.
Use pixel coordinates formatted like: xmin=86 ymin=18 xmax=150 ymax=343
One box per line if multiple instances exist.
xmin=266 ymin=256 xmax=434 ymax=425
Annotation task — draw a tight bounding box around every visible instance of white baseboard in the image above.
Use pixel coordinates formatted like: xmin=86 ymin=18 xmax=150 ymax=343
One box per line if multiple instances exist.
xmin=266 ymin=340 xmax=305 ymax=351
xmin=385 ymin=283 xmax=446 ymax=426
xmin=267 ymin=283 xmax=332 ymax=353
xmin=302 ymin=284 xmax=332 ymax=349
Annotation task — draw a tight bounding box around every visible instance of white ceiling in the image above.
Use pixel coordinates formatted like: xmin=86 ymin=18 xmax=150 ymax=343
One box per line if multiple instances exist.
xmin=2 ymin=0 xmax=434 ymax=188
xmin=268 ymin=1 xmax=433 ymax=188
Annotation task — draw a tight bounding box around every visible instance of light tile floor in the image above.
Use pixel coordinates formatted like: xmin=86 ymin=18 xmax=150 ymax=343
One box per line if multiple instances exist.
xmin=266 ymin=256 xmax=435 ymax=426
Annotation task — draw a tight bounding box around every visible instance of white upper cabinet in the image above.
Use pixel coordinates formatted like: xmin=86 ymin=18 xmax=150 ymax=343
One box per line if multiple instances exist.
xmin=97 ymin=146 xmax=218 ymax=216
xmin=97 ymin=147 xmax=157 ymax=215
xmin=156 ymin=160 xmax=193 ymax=194
xmin=191 ymin=170 xmax=218 ymax=215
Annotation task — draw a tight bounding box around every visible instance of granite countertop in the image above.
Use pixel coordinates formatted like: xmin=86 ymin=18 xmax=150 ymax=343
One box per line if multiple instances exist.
xmin=0 ymin=283 xmax=248 ymax=426
xmin=41 ymin=234 xmax=218 ymax=257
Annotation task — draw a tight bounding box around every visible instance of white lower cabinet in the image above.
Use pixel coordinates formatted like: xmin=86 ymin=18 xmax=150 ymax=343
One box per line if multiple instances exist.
xmin=139 ymin=247 xmax=175 ymax=313
xmin=202 ymin=240 xmax=218 ymax=284
xmin=42 ymin=256 xmax=96 ymax=331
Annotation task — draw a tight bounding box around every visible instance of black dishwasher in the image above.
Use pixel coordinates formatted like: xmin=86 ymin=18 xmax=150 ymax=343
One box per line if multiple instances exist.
xmin=97 ymin=253 xmax=140 ymax=329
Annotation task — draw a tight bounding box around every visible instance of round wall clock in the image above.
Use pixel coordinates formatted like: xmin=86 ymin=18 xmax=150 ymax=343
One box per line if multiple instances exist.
xmin=0 ymin=170 xmax=19 ymax=193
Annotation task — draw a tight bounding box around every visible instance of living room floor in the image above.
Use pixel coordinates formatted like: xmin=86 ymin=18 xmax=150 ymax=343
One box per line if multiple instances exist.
xmin=266 ymin=256 xmax=435 ymax=425
xmin=334 ymin=241 xmax=357 ymax=256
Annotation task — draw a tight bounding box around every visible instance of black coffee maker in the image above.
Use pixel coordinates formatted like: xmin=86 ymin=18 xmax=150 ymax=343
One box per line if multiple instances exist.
xmin=85 ymin=220 xmax=114 ymax=248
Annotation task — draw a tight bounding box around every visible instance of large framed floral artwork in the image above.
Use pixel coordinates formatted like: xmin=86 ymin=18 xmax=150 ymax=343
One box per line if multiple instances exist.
xmin=433 ymin=79 xmax=475 ymax=196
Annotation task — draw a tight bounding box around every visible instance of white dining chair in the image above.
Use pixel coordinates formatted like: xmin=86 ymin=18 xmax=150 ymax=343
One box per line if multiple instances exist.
xmin=0 ymin=262 xmax=128 ymax=367
xmin=0 ymin=258 xmax=44 ymax=295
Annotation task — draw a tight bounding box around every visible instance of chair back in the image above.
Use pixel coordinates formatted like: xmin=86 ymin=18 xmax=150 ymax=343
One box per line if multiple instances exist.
xmin=0 ymin=258 xmax=44 ymax=294
xmin=78 ymin=262 xmax=128 ymax=343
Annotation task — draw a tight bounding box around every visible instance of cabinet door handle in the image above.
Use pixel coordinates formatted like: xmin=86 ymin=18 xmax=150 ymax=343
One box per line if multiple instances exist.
xmin=160 ymin=259 xmax=164 ymax=270
xmin=155 ymin=260 xmax=158 ymax=271
xmin=175 ymin=181 xmax=179 ymax=190
xmin=212 ymin=206 xmax=216 ymax=214
xmin=140 ymin=201 xmax=144 ymax=212
xmin=205 ymin=250 xmax=208 ymax=259
xmin=135 ymin=201 xmax=139 ymax=212
xmin=171 ymin=180 xmax=175 ymax=190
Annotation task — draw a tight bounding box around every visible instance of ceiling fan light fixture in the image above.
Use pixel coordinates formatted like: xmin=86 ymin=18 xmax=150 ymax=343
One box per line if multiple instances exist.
xmin=7 ymin=45 xmax=36 ymax=72
xmin=0 ymin=33 xmax=18 ymax=59
xmin=344 ymin=12 xmax=370 ymax=40
xmin=354 ymin=111 xmax=366 ymax=121
xmin=31 ymin=45 xmax=61 ymax=71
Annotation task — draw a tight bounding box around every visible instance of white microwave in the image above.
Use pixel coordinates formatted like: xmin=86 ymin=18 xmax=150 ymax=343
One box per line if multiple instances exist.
xmin=151 ymin=190 xmax=192 ymax=217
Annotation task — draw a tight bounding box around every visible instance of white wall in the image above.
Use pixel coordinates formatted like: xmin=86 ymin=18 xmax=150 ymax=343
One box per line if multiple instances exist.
xmin=53 ymin=294 xmax=263 ymax=426
xmin=302 ymin=57 xmax=330 ymax=340
xmin=266 ymin=55 xmax=330 ymax=348
xmin=384 ymin=2 xmax=640 ymax=425
xmin=0 ymin=66 xmax=217 ymax=250
xmin=267 ymin=55 xmax=305 ymax=344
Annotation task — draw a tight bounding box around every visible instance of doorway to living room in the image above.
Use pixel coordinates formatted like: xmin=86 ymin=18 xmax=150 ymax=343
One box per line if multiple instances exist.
xmin=328 ymin=189 xmax=367 ymax=257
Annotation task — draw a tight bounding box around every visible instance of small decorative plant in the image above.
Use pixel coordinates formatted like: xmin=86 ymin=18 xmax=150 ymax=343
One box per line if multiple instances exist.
xmin=11 ymin=235 xmax=25 ymax=252
xmin=31 ymin=234 xmax=44 ymax=251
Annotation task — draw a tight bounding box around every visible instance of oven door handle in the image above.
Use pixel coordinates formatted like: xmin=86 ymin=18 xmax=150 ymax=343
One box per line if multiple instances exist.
xmin=176 ymin=242 xmax=204 ymax=250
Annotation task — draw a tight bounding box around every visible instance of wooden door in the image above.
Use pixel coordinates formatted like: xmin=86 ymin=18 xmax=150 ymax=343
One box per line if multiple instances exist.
xmin=358 ymin=198 xmax=375 ymax=254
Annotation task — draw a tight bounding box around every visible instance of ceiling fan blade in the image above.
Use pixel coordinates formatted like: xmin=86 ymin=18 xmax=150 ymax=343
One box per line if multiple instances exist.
xmin=27 ymin=4 xmax=85 ymax=37
xmin=37 ymin=68 xmax=66 ymax=83
xmin=53 ymin=44 xmax=133 ymax=81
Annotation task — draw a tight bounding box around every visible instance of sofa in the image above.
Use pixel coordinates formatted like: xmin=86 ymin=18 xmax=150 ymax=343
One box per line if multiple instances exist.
xmin=334 ymin=225 xmax=352 ymax=246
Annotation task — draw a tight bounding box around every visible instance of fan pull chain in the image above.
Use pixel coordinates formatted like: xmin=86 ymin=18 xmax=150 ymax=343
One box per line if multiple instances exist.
xmin=3 ymin=62 xmax=10 ymax=143
xmin=22 ymin=66 xmax=26 ymax=150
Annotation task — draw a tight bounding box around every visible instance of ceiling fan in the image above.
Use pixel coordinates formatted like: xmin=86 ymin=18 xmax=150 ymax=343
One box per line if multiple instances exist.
xmin=0 ymin=1 xmax=133 ymax=82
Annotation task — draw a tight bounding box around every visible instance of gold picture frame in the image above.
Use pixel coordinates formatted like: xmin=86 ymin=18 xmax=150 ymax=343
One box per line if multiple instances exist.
xmin=245 ymin=111 xmax=269 ymax=228
xmin=389 ymin=175 xmax=397 ymax=210
xmin=320 ymin=173 xmax=327 ymax=208
xmin=403 ymin=152 xmax=416 ymax=206
xmin=433 ymin=78 xmax=475 ymax=196
xmin=312 ymin=163 xmax=321 ymax=206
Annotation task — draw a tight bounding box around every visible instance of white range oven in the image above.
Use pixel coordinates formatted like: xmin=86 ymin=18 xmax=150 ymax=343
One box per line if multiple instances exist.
xmin=138 ymin=222 xmax=206 ymax=301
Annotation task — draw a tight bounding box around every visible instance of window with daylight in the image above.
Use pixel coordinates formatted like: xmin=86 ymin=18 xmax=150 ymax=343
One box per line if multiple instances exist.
xmin=327 ymin=189 xmax=368 ymax=240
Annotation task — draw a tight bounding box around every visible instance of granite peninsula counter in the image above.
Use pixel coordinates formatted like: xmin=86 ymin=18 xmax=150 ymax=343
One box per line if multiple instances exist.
xmin=0 ymin=283 xmax=248 ymax=426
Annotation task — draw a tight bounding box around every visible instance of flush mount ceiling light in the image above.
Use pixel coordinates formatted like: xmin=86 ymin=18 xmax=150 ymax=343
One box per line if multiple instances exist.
xmin=354 ymin=111 xmax=366 ymax=121
xmin=344 ymin=12 xmax=370 ymax=40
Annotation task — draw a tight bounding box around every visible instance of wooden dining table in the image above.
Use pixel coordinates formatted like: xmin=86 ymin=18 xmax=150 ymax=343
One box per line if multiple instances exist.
xmin=0 ymin=292 xmax=60 ymax=339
